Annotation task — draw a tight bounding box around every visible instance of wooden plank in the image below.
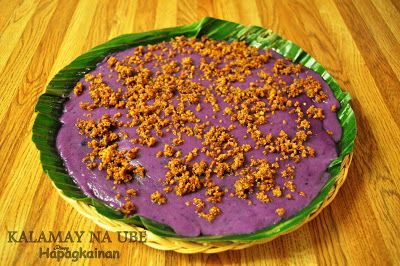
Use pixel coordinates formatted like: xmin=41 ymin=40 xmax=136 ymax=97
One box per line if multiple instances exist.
xmin=0 ymin=0 xmax=40 ymax=73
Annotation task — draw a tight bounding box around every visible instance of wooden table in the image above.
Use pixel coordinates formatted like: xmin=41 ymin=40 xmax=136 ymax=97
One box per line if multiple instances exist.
xmin=1 ymin=0 xmax=399 ymax=265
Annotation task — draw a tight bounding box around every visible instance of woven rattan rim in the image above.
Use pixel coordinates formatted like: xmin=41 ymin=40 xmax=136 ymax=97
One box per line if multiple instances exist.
xmin=33 ymin=18 xmax=356 ymax=253
xmin=55 ymin=153 xmax=352 ymax=254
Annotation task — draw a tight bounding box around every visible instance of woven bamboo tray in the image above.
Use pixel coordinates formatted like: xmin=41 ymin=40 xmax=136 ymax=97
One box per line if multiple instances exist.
xmin=56 ymin=153 xmax=352 ymax=254
xmin=33 ymin=17 xmax=357 ymax=254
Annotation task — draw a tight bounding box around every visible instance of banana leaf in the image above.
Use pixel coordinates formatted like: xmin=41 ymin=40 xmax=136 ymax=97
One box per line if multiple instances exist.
xmin=32 ymin=17 xmax=357 ymax=242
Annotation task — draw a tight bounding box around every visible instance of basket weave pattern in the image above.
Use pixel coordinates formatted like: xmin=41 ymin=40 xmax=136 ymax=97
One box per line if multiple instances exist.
xmin=57 ymin=153 xmax=353 ymax=254
xmin=33 ymin=18 xmax=356 ymax=254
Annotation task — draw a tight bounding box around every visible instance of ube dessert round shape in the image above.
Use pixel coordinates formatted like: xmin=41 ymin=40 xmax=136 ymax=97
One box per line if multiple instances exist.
xmin=56 ymin=37 xmax=342 ymax=237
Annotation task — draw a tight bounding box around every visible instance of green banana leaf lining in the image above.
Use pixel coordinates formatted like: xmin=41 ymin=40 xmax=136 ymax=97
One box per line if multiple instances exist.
xmin=32 ymin=17 xmax=357 ymax=242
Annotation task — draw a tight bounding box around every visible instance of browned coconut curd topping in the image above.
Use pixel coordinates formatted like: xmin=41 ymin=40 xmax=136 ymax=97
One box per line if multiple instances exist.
xmin=58 ymin=36 xmax=341 ymax=235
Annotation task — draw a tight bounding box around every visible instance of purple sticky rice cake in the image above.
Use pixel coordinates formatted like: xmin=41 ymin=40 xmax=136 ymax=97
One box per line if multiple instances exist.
xmin=57 ymin=37 xmax=341 ymax=237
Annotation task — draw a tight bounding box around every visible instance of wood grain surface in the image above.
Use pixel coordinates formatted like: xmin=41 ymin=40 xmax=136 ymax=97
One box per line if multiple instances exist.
xmin=1 ymin=0 xmax=399 ymax=265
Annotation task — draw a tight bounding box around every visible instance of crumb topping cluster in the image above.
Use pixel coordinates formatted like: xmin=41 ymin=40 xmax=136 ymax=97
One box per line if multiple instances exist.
xmin=72 ymin=36 xmax=334 ymax=222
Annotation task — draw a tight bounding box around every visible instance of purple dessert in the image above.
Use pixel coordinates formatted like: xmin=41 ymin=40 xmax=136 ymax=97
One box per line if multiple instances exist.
xmin=57 ymin=36 xmax=341 ymax=237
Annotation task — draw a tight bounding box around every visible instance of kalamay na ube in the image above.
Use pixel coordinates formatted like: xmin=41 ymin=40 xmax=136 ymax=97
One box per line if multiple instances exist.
xmin=56 ymin=36 xmax=341 ymax=237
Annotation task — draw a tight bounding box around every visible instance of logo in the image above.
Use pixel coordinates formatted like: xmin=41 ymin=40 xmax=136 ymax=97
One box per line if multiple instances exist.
xmin=7 ymin=230 xmax=147 ymax=261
